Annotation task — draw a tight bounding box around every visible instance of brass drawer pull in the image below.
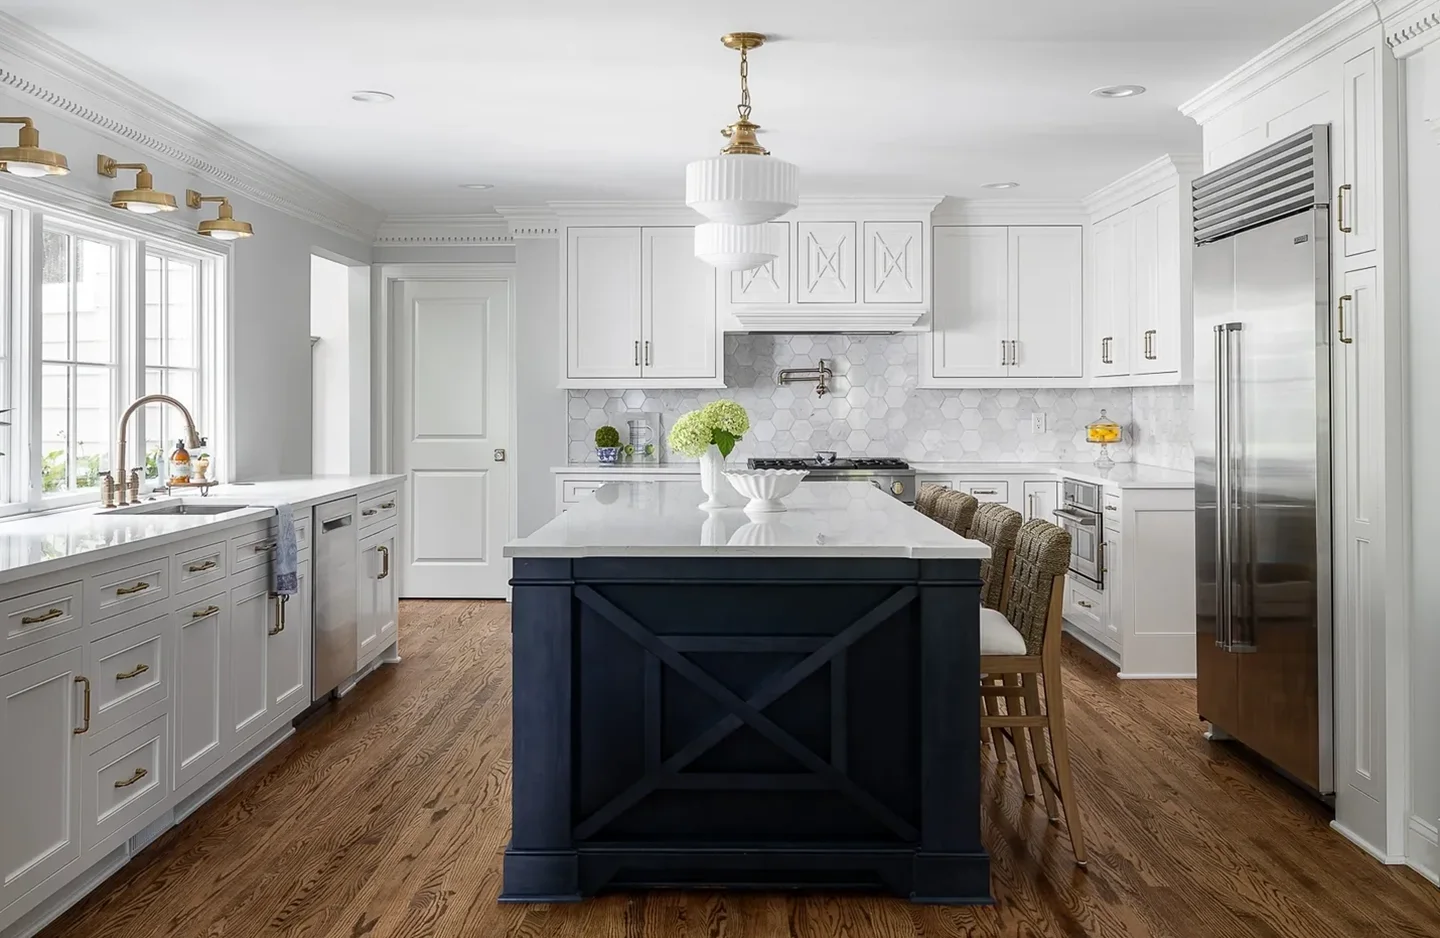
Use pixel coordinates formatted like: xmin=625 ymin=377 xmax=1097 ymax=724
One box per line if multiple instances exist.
xmin=74 ymin=676 xmax=91 ymax=734
xmin=379 ymin=501 xmax=395 ymax=510
xmin=192 ymin=605 xmax=220 ymax=620
xmin=113 ymin=767 xmax=148 ymax=789
xmin=1338 ymin=294 xmax=1354 ymax=344
xmin=1338 ymin=183 xmax=1352 ymax=233
xmin=186 ymin=559 xmax=218 ymax=573
xmin=268 ymin=595 xmax=287 ymax=636
xmin=1076 ymin=599 xmax=1094 ymax=609
xmin=254 ymin=542 xmax=276 ymax=553
xmin=115 ymin=581 xmax=150 ymax=596
xmin=21 ymin=607 xmax=64 ymax=624
xmin=362 ymin=509 xmax=378 ymax=517
xmin=1105 ymin=505 xmax=1118 ymax=512
xmin=115 ymin=662 xmax=150 ymax=680
xmin=377 ymin=545 xmax=391 ymax=580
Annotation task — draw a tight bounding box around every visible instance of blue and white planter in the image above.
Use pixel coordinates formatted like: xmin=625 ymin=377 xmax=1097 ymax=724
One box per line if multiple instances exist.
xmin=596 ymin=446 xmax=622 ymax=465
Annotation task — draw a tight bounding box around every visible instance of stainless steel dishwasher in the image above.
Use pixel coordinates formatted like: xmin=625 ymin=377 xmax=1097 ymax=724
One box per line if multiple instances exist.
xmin=312 ymin=496 xmax=359 ymax=701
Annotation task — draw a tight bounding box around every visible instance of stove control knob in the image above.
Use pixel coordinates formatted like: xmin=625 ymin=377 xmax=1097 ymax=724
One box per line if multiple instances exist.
xmin=891 ymin=481 xmax=905 ymax=496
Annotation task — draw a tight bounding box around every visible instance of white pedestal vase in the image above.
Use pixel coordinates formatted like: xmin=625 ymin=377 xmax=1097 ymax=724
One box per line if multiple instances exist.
xmin=698 ymin=445 xmax=728 ymax=509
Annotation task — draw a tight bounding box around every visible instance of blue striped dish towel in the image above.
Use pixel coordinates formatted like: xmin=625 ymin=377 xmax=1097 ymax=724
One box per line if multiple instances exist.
xmin=272 ymin=504 xmax=299 ymax=596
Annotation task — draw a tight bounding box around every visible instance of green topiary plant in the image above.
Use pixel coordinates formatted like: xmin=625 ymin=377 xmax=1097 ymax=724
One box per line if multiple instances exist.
xmin=594 ymin=425 xmax=621 ymax=449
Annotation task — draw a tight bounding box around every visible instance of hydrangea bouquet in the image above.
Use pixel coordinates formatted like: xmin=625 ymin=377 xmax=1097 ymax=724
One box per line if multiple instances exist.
xmin=668 ymin=400 xmax=750 ymax=458
xmin=669 ymin=400 xmax=750 ymax=509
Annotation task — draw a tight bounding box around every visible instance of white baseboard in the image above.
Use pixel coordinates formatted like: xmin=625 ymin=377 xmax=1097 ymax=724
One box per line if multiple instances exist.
xmin=1407 ymin=815 xmax=1440 ymax=886
xmin=1061 ymin=622 xmax=1121 ymax=667
xmin=1331 ymin=819 xmax=1407 ymax=865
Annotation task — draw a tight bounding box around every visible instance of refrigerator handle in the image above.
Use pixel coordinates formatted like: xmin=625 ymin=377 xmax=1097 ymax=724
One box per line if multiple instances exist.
xmin=1226 ymin=322 xmax=1255 ymax=652
xmin=1214 ymin=324 xmax=1230 ymax=650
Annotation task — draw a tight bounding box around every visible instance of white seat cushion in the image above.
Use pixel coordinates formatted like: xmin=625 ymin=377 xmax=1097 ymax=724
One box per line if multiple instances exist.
xmin=979 ymin=607 xmax=1028 ymax=656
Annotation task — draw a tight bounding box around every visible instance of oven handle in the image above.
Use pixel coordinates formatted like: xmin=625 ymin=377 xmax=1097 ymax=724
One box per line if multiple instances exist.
xmin=1053 ymin=508 xmax=1097 ymax=526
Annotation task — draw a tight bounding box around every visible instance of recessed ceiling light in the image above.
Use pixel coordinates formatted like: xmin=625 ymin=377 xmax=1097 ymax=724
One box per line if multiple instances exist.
xmin=983 ymin=182 xmax=1021 ymax=190
xmin=350 ymin=90 xmax=394 ymax=103
xmin=459 ymin=183 xmax=494 ymax=190
xmin=1091 ymin=84 xmax=1146 ymax=99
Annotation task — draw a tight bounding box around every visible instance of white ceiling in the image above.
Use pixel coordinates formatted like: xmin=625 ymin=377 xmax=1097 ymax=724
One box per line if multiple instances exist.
xmin=2 ymin=0 xmax=1337 ymax=216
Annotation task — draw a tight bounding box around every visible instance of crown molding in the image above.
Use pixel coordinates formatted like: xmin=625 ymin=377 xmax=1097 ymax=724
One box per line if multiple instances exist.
xmin=0 ymin=12 xmax=383 ymax=243
xmin=374 ymin=214 xmax=513 ymax=247
xmin=931 ymin=198 xmax=1088 ymax=226
xmin=493 ymin=206 xmax=560 ymax=239
xmin=1382 ymin=0 xmax=1440 ymax=56
xmin=1179 ymin=0 xmax=1378 ymax=125
xmin=1082 ymin=154 xmax=1202 ymax=219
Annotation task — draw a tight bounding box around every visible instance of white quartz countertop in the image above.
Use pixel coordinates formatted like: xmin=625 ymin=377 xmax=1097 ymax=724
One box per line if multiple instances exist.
xmin=554 ymin=461 xmax=1193 ymax=489
xmin=0 ymin=475 xmax=403 ymax=588
xmin=508 ymin=479 xmax=990 ymax=560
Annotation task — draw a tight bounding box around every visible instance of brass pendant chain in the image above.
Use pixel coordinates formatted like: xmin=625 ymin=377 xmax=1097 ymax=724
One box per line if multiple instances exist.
xmin=737 ymin=46 xmax=752 ymax=122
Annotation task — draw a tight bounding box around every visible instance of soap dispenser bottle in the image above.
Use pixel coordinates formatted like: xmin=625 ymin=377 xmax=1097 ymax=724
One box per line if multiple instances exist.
xmin=169 ymin=439 xmax=191 ymax=485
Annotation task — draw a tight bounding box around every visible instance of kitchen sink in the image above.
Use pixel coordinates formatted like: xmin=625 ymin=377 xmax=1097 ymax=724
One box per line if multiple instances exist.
xmin=107 ymin=500 xmax=254 ymax=516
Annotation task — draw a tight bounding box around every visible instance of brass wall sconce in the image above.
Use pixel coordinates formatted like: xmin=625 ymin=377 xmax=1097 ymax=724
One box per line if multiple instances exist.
xmin=97 ymin=154 xmax=177 ymax=214
xmin=186 ymin=190 xmax=253 ymax=240
xmin=0 ymin=117 xmax=70 ymax=177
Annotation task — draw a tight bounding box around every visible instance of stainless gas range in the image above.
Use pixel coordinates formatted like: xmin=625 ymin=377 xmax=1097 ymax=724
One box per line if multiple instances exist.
xmin=748 ymin=452 xmax=916 ymax=504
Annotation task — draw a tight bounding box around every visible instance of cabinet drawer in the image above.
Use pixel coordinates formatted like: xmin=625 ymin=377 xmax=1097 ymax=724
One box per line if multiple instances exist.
xmin=85 ymin=713 xmax=168 ymax=852
xmin=1103 ymin=490 xmax=1121 ymax=525
xmin=88 ymin=558 xmax=169 ymax=625
xmin=89 ymin=615 xmax=169 ymax=736
xmin=293 ymin=513 xmax=311 ymax=553
xmin=961 ymin=481 xmax=1010 ymax=503
xmin=561 ymin=480 xmax=606 ymax=504
xmin=1 ymin=580 xmax=83 ymax=655
xmin=230 ymin=526 xmax=275 ymax=578
xmin=174 ymin=540 xmax=227 ymax=595
xmin=1065 ymin=577 xmax=1116 ymax=650
xmin=359 ymin=490 xmax=399 ymax=531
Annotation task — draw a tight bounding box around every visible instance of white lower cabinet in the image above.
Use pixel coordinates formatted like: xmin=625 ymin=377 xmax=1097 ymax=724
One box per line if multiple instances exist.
xmin=0 ymin=639 xmax=84 ymax=921
xmin=358 ymin=529 xmax=398 ymax=667
xmin=228 ymin=574 xmax=275 ymax=753
xmin=268 ymin=558 xmax=309 ymax=714
xmin=174 ymin=593 xmax=227 ymax=792
xmin=83 ymin=711 xmax=168 ymax=856
xmin=1022 ymin=480 xmax=1058 ymax=522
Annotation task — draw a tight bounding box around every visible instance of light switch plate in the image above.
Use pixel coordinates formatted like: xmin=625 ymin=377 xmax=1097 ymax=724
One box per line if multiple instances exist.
xmin=1031 ymin=413 xmax=1046 ymax=434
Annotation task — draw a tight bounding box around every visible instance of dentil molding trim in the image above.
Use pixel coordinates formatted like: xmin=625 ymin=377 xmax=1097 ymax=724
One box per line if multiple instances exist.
xmin=374 ymin=214 xmax=513 ymax=246
xmin=1180 ymin=0 xmax=1378 ymax=124
xmin=0 ymin=13 xmax=382 ymax=243
xmin=1381 ymin=0 xmax=1440 ymax=56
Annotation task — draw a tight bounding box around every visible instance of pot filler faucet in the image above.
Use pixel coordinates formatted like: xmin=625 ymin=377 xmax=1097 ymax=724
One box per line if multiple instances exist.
xmin=777 ymin=358 xmax=833 ymax=398
xmin=111 ymin=394 xmax=206 ymax=506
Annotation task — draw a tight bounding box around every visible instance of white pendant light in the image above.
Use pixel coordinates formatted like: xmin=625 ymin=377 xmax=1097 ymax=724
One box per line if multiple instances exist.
xmin=685 ymin=33 xmax=798 ymax=229
xmin=694 ymin=222 xmax=777 ymax=272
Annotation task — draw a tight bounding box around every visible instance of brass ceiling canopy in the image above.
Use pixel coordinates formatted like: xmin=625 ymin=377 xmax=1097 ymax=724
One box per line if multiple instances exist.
xmin=186 ymin=189 xmax=254 ymax=240
xmin=0 ymin=117 xmax=70 ymax=177
xmin=718 ymin=32 xmax=769 ymax=156
xmin=98 ymin=155 xmax=178 ymax=214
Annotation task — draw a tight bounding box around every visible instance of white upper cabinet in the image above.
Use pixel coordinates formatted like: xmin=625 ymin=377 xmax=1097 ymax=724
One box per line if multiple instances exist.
xmin=930 ymin=226 xmax=1011 ymax=379
xmin=1008 ymin=226 xmax=1083 ymax=380
xmin=727 ymin=222 xmax=791 ymax=307
xmin=566 ymin=228 xmax=643 ymax=383
xmin=564 ymin=226 xmax=721 ymax=388
xmin=1090 ymin=211 xmax=1132 ymax=378
xmin=863 ymin=222 xmax=924 ymax=305
xmin=1340 ymin=47 xmax=1377 ymax=259
xmin=640 ymin=228 xmax=718 ymax=382
xmin=797 ymin=222 xmax=858 ymax=304
xmin=1134 ymin=187 xmax=1183 ymax=375
xmin=924 ymin=225 xmax=1083 ymax=386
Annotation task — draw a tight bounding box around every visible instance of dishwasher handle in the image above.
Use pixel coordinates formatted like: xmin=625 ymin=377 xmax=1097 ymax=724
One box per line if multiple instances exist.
xmin=321 ymin=515 xmax=354 ymax=533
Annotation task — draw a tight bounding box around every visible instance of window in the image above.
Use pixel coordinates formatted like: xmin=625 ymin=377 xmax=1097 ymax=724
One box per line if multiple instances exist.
xmin=0 ymin=194 xmax=226 ymax=514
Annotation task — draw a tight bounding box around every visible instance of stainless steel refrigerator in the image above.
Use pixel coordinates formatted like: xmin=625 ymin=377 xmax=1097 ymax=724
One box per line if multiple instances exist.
xmin=1192 ymin=124 xmax=1334 ymax=798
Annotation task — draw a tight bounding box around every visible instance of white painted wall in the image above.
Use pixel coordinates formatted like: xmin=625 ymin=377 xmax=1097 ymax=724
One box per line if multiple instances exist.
xmin=1404 ymin=42 xmax=1440 ymax=878
xmin=514 ymin=238 xmax=566 ymax=536
xmin=0 ymin=86 xmax=374 ymax=480
xmin=310 ymin=255 xmax=350 ymax=474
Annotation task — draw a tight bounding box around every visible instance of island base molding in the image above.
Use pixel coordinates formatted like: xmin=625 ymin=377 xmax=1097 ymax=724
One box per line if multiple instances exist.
xmin=505 ymin=556 xmax=992 ymax=905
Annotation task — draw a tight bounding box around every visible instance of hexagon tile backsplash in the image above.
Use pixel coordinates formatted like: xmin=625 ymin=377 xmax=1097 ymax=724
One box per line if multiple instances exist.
xmin=567 ymin=334 xmax=1194 ymax=470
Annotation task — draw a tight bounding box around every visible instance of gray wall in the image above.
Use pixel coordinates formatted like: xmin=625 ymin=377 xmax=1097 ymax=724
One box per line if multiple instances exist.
xmin=514 ymin=239 xmax=566 ymax=536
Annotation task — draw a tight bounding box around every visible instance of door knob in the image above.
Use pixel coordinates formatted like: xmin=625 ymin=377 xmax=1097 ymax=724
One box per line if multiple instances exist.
xmin=494 ymin=448 xmax=506 ymax=462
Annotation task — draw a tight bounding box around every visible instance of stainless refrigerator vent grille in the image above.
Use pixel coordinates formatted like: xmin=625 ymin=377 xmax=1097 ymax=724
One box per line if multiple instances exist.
xmin=1192 ymin=125 xmax=1328 ymax=244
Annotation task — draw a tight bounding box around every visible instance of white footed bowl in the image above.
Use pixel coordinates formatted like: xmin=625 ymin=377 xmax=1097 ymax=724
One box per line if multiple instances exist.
xmin=722 ymin=468 xmax=807 ymax=513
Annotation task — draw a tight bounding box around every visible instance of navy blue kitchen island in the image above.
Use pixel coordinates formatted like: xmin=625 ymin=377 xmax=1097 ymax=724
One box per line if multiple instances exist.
xmin=501 ymin=480 xmax=991 ymax=904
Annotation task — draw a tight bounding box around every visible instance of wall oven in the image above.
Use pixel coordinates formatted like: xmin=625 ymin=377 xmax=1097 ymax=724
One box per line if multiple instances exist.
xmin=1055 ymin=478 xmax=1104 ymax=589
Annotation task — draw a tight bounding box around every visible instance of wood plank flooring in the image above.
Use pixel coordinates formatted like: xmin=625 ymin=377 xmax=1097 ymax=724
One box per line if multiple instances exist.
xmin=39 ymin=600 xmax=1440 ymax=938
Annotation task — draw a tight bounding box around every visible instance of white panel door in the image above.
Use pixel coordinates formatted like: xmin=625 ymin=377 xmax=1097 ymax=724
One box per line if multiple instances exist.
xmin=1131 ymin=194 xmax=1163 ymax=375
xmin=1333 ymin=266 xmax=1384 ymax=807
xmin=228 ymin=576 xmax=273 ymax=751
xmin=797 ymin=222 xmax=857 ymax=304
xmin=0 ymin=645 xmax=83 ymax=917
xmin=863 ymin=222 xmax=923 ymax=304
xmin=931 ymin=226 xmax=1010 ymax=379
xmin=1091 ymin=211 xmax=1135 ymax=378
xmin=267 ymin=558 xmax=309 ymax=715
xmin=566 ymin=227 xmax=641 ymax=380
xmin=1340 ymin=49 xmax=1377 ymax=258
xmin=174 ymin=596 xmax=226 ymax=790
xmin=395 ymin=279 xmax=512 ymax=599
xmin=728 ymin=222 xmax=790 ymax=306
xmin=640 ymin=228 xmax=718 ymax=381
xmin=358 ymin=529 xmax=398 ymax=666
xmin=1008 ymin=226 xmax=1083 ymax=379
xmin=1139 ymin=186 xmax=1183 ymax=375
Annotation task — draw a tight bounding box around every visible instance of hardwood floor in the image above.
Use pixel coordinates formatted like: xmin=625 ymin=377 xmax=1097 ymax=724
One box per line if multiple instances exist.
xmin=39 ymin=600 xmax=1440 ymax=938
